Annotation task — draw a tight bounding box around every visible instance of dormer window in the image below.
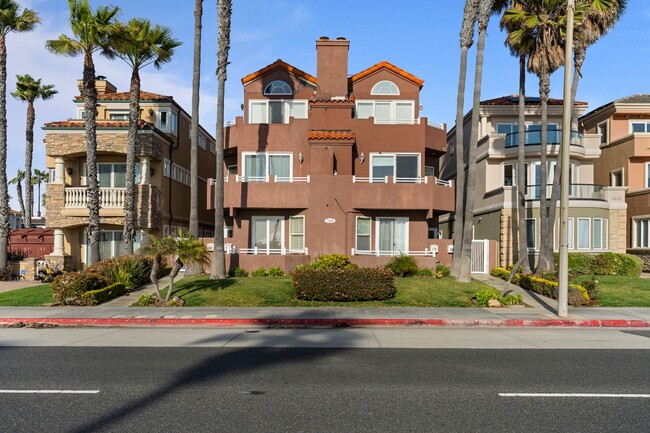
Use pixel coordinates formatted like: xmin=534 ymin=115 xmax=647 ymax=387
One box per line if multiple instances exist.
xmin=264 ymin=80 xmax=292 ymax=95
xmin=371 ymin=80 xmax=399 ymax=95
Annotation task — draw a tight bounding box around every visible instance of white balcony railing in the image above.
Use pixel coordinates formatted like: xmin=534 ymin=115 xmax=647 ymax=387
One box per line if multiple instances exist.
xmin=351 ymin=248 xmax=437 ymax=257
xmin=228 ymin=246 xmax=309 ymax=256
xmin=352 ymin=175 xmax=452 ymax=187
xmin=64 ymin=187 xmax=126 ymax=208
xmin=235 ymin=175 xmax=310 ymax=183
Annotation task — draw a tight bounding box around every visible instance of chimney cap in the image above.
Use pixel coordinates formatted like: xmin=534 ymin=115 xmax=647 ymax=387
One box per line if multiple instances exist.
xmin=96 ymin=75 xmax=107 ymax=80
xmin=319 ymin=36 xmax=329 ymax=40
xmin=336 ymin=37 xmax=347 ymax=40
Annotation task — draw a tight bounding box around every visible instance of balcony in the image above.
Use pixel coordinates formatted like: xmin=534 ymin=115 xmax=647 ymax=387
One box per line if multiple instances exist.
xmin=210 ymin=174 xmax=311 ymax=210
xmin=349 ymin=175 xmax=454 ymax=212
xmin=65 ymin=187 xmax=126 ymax=208
xmin=504 ymin=129 xmax=583 ymax=148
xmin=525 ymin=184 xmax=607 ymax=201
xmin=351 ymin=248 xmax=437 ymax=257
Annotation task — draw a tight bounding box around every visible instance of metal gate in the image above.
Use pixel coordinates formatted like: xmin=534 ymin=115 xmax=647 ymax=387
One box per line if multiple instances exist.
xmin=471 ymin=239 xmax=489 ymax=274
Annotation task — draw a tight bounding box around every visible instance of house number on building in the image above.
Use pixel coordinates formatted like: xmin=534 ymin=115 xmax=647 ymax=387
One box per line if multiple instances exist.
xmin=324 ymin=218 xmax=336 ymax=224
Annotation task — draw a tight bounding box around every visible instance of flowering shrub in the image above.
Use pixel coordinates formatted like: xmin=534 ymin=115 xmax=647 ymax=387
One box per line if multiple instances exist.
xmin=293 ymin=267 xmax=395 ymax=301
xmin=518 ymin=274 xmax=589 ymax=306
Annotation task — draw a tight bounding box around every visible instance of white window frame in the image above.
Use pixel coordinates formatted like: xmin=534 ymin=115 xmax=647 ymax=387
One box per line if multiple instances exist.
xmin=82 ymin=163 xmax=131 ymax=187
xmin=375 ymin=217 xmax=409 ymax=255
xmin=108 ymin=110 xmax=129 ymax=120
xmin=598 ymin=120 xmax=608 ymax=145
xmin=526 ymin=218 xmax=536 ymax=251
xmin=593 ymin=218 xmax=603 ymax=250
xmin=241 ymin=152 xmax=293 ymax=181
xmin=568 ymin=217 xmax=574 ymax=250
xmin=224 ymin=226 xmax=233 ymax=239
xmin=251 ymin=216 xmax=285 ymax=253
xmin=157 ymin=108 xmax=178 ymax=135
xmin=355 ymin=100 xmax=415 ymax=124
xmin=634 ymin=218 xmax=650 ymax=248
xmin=369 ymin=152 xmax=420 ymax=182
xmin=577 ymin=217 xmax=591 ymax=250
xmin=248 ymin=99 xmax=308 ymax=124
xmin=263 ymin=80 xmax=292 ymax=95
xmin=503 ymin=163 xmax=515 ymax=186
xmin=198 ymin=135 xmax=207 ymax=150
xmin=611 ymin=169 xmax=623 ymax=187
xmin=355 ymin=216 xmax=372 ymax=252
xmin=163 ymin=158 xmax=171 ymax=178
xmin=289 ymin=216 xmax=305 ymax=252
xmin=646 ymin=163 xmax=650 ymax=188
xmin=630 ymin=120 xmax=650 ymax=134
xmin=370 ymin=80 xmax=400 ymax=95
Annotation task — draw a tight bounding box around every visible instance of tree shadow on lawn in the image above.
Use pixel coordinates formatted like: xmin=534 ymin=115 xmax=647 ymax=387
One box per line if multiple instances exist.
xmin=165 ymin=276 xmax=237 ymax=298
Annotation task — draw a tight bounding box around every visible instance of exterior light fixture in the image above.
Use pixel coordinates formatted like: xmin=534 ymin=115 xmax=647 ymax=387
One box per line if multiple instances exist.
xmin=360 ymin=152 xmax=365 ymax=163
xmin=66 ymin=167 xmax=73 ymax=176
xmin=298 ymin=152 xmax=304 ymax=164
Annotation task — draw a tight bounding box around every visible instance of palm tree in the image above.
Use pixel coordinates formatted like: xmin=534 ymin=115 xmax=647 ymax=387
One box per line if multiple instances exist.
xmin=45 ymin=0 xmax=119 ymax=265
xmin=107 ymin=18 xmax=181 ymax=255
xmin=9 ymin=169 xmax=25 ymax=223
xmin=167 ymin=230 xmax=208 ymax=300
xmin=140 ymin=234 xmax=173 ymax=298
xmin=501 ymin=1 xmax=533 ymax=274
xmin=457 ymin=0 xmax=500 ymax=283
xmin=211 ymin=0 xmax=232 ymax=280
xmin=32 ymin=168 xmax=48 ymax=218
xmin=12 ymin=74 xmax=57 ymax=228
xmin=503 ymin=0 xmax=568 ymax=273
xmin=570 ymin=0 xmax=626 ymax=130
xmin=189 ymin=0 xmax=203 ymax=238
xmin=451 ymin=0 xmax=479 ymax=278
xmin=0 ymin=0 xmax=39 ymax=270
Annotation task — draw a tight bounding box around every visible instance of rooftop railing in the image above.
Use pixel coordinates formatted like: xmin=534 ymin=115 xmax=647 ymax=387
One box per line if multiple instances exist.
xmin=525 ymin=183 xmax=607 ymax=201
xmin=503 ymin=129 xmax=583 ymax=148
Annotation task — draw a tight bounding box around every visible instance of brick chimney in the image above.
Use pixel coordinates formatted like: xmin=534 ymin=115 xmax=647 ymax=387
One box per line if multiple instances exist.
xmin=316 ymin=36 xmax=349 ymax=99
xmin=76 ymin=76 xmax=117 ymax=95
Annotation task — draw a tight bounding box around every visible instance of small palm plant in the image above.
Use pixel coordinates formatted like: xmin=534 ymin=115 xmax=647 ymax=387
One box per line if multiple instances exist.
xmin=139 ymin=234 xmax=173 ymax=299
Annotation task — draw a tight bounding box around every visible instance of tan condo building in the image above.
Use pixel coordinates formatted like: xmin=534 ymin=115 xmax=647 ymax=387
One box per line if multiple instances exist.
xmin=44 ymin=78 xmax=216 ymax=269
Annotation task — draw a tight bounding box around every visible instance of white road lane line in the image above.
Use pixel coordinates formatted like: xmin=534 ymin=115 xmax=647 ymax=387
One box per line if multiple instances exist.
xmin=499 ymin=393 xmax=650 ymax=398
xmin=0 ymin=390 xmax=100 ymax=394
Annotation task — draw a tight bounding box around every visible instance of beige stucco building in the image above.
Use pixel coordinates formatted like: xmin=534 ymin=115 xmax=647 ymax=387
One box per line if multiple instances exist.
xmin=43 ymin=79 xmax=216 ymax=269
xmin=440 ymin=96 xmax=627 ymax=268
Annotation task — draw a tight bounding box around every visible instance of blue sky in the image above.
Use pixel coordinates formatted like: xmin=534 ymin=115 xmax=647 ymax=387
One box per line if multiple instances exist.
xmin=6 ymin=0 xmax=650 ymax=211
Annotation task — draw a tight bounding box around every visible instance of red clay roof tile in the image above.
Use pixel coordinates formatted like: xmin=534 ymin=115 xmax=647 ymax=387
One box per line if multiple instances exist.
xmin=308 ymin=130 xmax=356 ymax=141
xmin=242 ymin=59 xmax=317 ymax=85
xmin=350 ymin=61 xmax=424 ymax=88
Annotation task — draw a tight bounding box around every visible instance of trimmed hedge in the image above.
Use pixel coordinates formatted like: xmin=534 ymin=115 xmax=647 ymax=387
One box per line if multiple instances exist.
xmin=293 ymin=267 xmax=396 ymax=302
xmin=79 ymin=283 xmax=127 ymax=306
xmin=553 ymin=252 xmax=642 ymax=278
xmin=51 ymin=272 xmax=110 ymax=305
xmin=518 ymin=274 xmax=589 ymax=306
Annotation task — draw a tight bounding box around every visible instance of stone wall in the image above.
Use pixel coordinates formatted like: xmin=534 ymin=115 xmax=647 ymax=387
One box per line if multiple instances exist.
xmin=45 ymin=131 xmax=163 ymax=160
xmin=609 ymin=208 xmax=627 ymax=253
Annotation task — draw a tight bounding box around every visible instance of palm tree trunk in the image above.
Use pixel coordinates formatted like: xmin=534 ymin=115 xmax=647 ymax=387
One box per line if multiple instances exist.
xmin=536 ymin=73 xmax=551 ymax=272
xmin=211 ymin=0 xmax=231 ymax=279
xmin=15 ymin=180 xmax=25 ymax=224
xmin=458 ymin=0 xmax=491 ymax=283
xmin=189 ymin=0 xmax=202 ymax=238
xmin=570 ymin=48 xmax=585 ymax=132
xmin=150 ymin=255 xmax=162 ymax=298
xmin=124 ymin=68 xmax=140 ymax=255
xmin=23 ymin=101 xmax=35 ymax=228
xmin=516 ymin=55 xmax=531 ymax=273
xmin=451 ymin=0 xmax=478 ymax=278
xmin=0 ymin=35 xmax=10 ymax=270
xmin=36 ymin=179 xmax=41 ymax=217
xmin=83 ymin=51 xmax=101 ymax=265
xmin=166 ymin=258 xmax=182 ymax=301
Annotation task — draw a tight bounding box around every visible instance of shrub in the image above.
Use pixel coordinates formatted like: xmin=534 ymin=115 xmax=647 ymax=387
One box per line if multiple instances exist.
xmin=385 ymin=255 xmax=418 ymax=277
xmin=7 ymin=248 xmax=29 ymax=261
xmin=311 ymin=253 xmax=358 ymax=270
xmin=293 ymin=267 xmax=396 ymax=302
xmin=580 ymin=277 xmax=600 ymax=301
xmin=78 ymin=283 xmax=127 ymax=306
xmin=268 ymin=266 xmax=285 ymax=277
xmin=591 ymin=252 xmax=620 ymax=276
xmin=436 ymin=264 xmax=450 ymax=278
xmin=473 ymin=288 xmax=522 ymax=306
xmin=85 ymin=255 xmax=153 ymax=287
xmin=490 ymin=267 xmax=509 ymax=280
xmin=251 ymin=267 xmax=268 ymax=277
xmin=229 ymin=267 xmax=248 ymax=277
xmin=519 ymin=274 xmax=589 ymax=306
xmin=554 ymin=253 xmax=594 ymax=277
xmin=417 ymin=268 xmax=435 ymax=278
xmin=51 ymin=272 xmax=110 ymax=305
xmin=134 ymin=293 xmax=157 ymax=307
xmin=0 ymin=266 xmax=12 ymax=281
xmin=617 ymin=254 xmax=643 ymax=278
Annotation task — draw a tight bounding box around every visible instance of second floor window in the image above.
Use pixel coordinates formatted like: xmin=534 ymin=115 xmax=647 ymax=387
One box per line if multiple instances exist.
xmin=370 ymin=153 xmax=419 ymax=182
xmin=243 ymin=152 xmax=291 ymax=181
xmin=631 ymin=121 xmax=650 ymax=133
xmin=82 ymin=163 xmax=139 ymax=187
xmin=249 ymin=100 xmax=307 ymax=124
xmin=157 ymin=109 xmax=178 ymax=134
xmin=498 ymin=123 xmax=559 ymax=147
xmin=109 ymin=111 xmax=129 ymax=120
xmin=356 ymin=100 xmax=414 ymax=124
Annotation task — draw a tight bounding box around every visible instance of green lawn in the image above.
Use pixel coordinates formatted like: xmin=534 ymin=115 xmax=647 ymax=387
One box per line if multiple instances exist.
xmin=574 ymin=275 xmax=650 ymax=307
xmin=156 ymin=275 xmax=491 ymax=307
xmin=0 ymin=284 xmax=55 ymax=306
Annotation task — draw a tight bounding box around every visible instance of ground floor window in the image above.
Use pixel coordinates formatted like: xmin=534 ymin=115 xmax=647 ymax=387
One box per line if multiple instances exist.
xmin=85 ymin=230 xmax=141 ymax=263
xmin=289 ymin=216 xmax=305 ymax=251
xmin=356 ymin=217 xmax=371 ymax=252
xmin=634 ymin=218 xmax=650 ymax=248
xmin=577 ymin=218 xmax=590 ymax=250
xmin=376 ymin=217 xmax=409 ymax=254
xmin=526 ymin=219 xmax=536 ymax=250
xmin=252 ymin=216 xmax=284 ymax=253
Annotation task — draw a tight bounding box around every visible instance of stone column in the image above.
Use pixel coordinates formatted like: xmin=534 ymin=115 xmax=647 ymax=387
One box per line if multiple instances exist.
xmin=480 ymin=116 xmax=488 ymax=137
xmin=140 ymin=157 xmax=151 ymax=185
xmin=53 ymin=229 xmax=65 ymax=255
xmin=54 ymin=158 xmax=65 ymax=184
xmin=46 ymin=228 xmax=74 ymax=271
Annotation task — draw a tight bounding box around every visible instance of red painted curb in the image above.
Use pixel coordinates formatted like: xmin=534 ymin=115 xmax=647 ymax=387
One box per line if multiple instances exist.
xmin=1 ymin=317 xmax=649 ymax=328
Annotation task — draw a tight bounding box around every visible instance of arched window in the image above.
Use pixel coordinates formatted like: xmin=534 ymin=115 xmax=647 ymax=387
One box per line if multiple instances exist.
xmin=371 ymin=80 xmax=400 ymax=95
xmin=264 ymin=80 xmax=292 ymax=95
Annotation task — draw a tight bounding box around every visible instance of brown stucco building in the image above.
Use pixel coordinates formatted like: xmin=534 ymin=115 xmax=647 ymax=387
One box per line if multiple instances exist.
xmin=582 ymin=94 xmax=650 ymax=258
xmin=206 ymin=37 xmax=454 ymax=272
xmin=44 ymin=79 xmax=216 ymax=269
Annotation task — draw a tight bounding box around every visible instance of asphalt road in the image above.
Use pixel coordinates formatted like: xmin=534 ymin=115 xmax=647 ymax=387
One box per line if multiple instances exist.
xmin=1 ymin=347 xmax=648 ymax=433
